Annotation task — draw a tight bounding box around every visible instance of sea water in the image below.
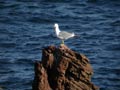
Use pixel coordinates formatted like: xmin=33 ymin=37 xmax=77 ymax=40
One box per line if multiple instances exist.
xmin=0 ymin=0 xmax=120 ymax=90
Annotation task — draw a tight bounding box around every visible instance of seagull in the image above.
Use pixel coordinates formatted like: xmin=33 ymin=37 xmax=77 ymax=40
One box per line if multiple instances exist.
xmin=54 ymin=23 xmax=75 ymax=44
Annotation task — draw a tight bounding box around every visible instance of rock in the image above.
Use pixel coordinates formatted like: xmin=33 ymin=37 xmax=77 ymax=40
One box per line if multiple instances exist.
xmin=32 ymin=62 xmax=51 ymax=90
xmin=0 ymin=86 xmax=4 ymax=90
xmin=32 ymin=45 xmax=99 ymax=90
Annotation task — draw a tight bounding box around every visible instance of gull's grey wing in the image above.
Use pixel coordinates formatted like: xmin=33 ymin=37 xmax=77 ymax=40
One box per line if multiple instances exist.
xmin=58 ymin=31 xmax=74 ymax=40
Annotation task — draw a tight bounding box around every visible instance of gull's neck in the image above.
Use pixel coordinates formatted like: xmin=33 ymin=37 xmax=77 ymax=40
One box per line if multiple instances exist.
xmin=55 ymin=25 xmax=60 ymax=36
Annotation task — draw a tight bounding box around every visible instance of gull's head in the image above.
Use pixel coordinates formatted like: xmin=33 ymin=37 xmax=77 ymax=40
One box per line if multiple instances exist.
xmin=54 ymin=23 xmax=59 ymax=28
xmin=54 ymin=23 xmax=60 ymax=35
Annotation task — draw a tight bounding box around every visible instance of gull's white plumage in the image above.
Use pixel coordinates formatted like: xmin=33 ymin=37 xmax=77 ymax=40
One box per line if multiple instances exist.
xmin=54 ymin=23 xmax=75 ymax=44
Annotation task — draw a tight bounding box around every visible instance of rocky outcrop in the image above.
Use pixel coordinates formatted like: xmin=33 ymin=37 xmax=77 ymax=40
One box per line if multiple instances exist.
xmin=32 ymin=45 xmax=99 ymax=90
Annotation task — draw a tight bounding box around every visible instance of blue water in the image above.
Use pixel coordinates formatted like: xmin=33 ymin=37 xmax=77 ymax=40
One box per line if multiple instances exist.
xmin=0 ymin=0 xmax=120 ymax=90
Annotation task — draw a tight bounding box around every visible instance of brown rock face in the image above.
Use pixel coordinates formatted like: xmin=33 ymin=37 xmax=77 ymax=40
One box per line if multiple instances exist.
xmin=32 ymin=45 xmax=99 ymax=90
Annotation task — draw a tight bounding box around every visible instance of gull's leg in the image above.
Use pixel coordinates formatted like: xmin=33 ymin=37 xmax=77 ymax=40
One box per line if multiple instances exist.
xmin=61 ymin=39 xmax=64 ymax=44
